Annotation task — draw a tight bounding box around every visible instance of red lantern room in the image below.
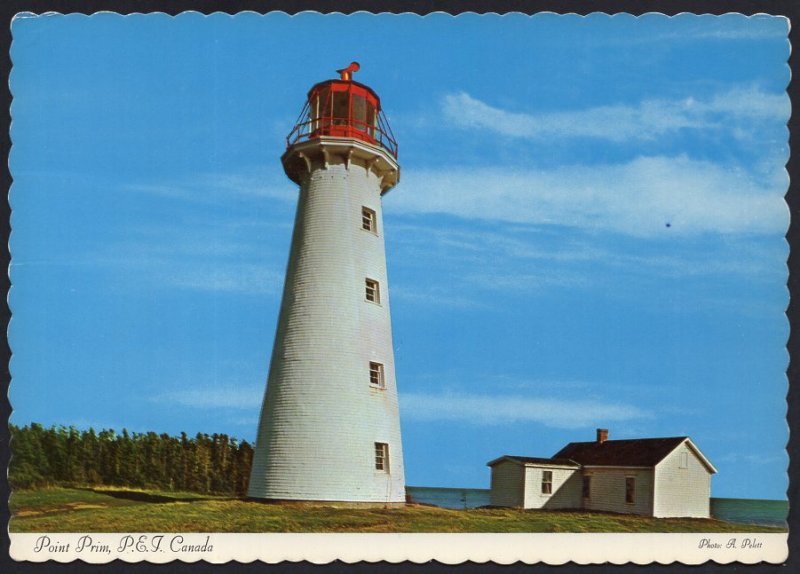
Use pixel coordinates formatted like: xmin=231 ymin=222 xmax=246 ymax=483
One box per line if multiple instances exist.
xmin=286 ymin=62 xmax=398 ymax=158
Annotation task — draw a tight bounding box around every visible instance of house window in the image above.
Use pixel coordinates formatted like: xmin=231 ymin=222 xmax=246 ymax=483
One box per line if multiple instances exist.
xmin=625 ymin=477 xmax=636 ymax=504
xmin=375 ymin=442 xmax=389 ymax=472
xmin=582 ymin=476 xmax=591 ymax=499
xmin=541 ymin=470 xmax=553 ymax=494
xmin=365 ymin=278 xmax=380 ymax=303
xmin=369 ymin=362 xmax=385 ymax=389
xmin=679 ymin=452 xmax=688 ymax=469
xmin=362 ymin=207 xmax=377 ymax=233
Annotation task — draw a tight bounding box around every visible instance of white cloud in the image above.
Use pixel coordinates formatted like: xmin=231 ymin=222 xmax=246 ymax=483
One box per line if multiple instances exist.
xmin=390 ymin=285 xmax=486 ymax=309
xmin=165 ymin=264 xmax=283 ymax=295
xmin=82 ymin=215 xmax=289 ymax=295
xmin=154 ymin=387 xmax=263 ymax=410
xmin=716 ymin=452 xmax=786 ymax=466
xmin=442 ymin=88 xmax=788 ymax=142
xmin=580 ymin=18 xmax=788 ymax=46
xmin=648 ymin=19 xmax=788 ymax=42
xmin=400 ymin=391 xmax=651 ymax=429
xmin=466 ymin=270 xmax=588 ymax=292
xmin=389 ymin=222 xmax=784 ymax=284
xmin=390 ymin=224 xmax=608 ymax=266
xmin=126 ymin=170 xmax=295 ymax=204
xmin=390 ymin=156 xmax=787 ymax=236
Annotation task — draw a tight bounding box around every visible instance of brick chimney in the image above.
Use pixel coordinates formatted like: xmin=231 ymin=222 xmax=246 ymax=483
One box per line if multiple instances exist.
xmin=596 ymin=428 xmax=609 ymax=444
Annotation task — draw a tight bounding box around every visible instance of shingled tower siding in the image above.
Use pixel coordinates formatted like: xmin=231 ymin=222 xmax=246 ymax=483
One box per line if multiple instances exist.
xmin=247 ymin=137 xmax=405 ymax=503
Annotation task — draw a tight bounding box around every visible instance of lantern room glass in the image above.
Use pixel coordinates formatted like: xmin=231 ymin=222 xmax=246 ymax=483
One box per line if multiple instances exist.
xmin=287 ymin=79 xmax=398 ymax=158
xmin=306 ymin=83 xmax=379 ymax=143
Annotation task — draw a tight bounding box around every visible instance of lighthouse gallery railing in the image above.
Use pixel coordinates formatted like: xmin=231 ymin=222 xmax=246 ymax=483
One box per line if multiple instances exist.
xmin=286 ymin=100 xmax=399 ymax=159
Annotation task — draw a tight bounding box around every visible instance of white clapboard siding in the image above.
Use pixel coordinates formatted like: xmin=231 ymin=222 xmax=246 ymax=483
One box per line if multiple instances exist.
xmin=522 ymin=466 xmax=582 ymax=509
xmin=582 ymin=467 xmax=654 ymax=516
xmin=248 ymin=143 xmax=405 ymax=503
xmin=490 ymin=461 xmax=525 ymax=507
xmin=653 ymin=441 xmax=712 ymax=517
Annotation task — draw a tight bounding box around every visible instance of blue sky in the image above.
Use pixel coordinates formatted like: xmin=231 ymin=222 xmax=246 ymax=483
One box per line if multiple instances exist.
xmin=9 ymin=12 xmax=790 ymax=499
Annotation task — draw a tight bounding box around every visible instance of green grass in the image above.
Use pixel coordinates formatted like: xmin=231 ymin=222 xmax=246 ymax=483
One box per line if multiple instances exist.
xmin=9 ymin=487 xmax=787 ymax=533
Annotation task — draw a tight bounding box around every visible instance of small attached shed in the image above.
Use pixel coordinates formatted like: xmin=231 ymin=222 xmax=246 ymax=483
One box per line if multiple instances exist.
xmin=488 ymin=430 xmax=717 ymax=518
xmin=487 ymin=456 xmax=582 ymax=509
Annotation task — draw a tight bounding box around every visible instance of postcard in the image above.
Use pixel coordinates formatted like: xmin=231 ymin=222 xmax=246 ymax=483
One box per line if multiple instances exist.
xmin=6 ymin=11 xmax=792 ymax=565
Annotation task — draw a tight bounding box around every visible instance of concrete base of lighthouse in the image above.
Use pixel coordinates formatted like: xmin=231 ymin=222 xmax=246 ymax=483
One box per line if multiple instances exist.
xmin=247 ymin=137 xmax=406 ymax=504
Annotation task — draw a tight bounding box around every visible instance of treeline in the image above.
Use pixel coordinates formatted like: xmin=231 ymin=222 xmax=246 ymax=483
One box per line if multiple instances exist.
xmin=9 ymin=423 xmax=254 ymax=495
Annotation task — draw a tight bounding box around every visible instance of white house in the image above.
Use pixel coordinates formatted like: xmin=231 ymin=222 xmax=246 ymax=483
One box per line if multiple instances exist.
xmin=488 ymin=429 xmax=717 ymax=518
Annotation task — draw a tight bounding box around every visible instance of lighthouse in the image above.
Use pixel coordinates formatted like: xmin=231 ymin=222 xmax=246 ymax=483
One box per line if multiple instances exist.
xmin=247 ymin=63 xmax=406 ymax=503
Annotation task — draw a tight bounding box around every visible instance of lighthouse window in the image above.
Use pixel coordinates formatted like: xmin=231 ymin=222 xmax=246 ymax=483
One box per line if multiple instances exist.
xmin=582 ymin=476 xmax=591 ymax=499
xmin=352 ymin=94 xmax=367 ymax=128
xmin=317 ymin=90 xmax=332 ymax=130
xmin=375 ymin=442 xmax=389 ymax=471
xmin=541 ymin=471 xmax=553 ymax=494
xmin=369 ymin=362 xmax=385 ymax=389
xmin=366 ymin=103 xmax=376 ymax=137
xmin=365 ymin=278 xmax=380 ymax=304
xmin=310 ymin=95 xmax=320 ymax=131
xmin=332 ymin=92 xmax=349 ymax=125
xmin=362 ymin=207 xmax=377 ymax=233
xmin=679 ymin=452 xmax=689 ymax=468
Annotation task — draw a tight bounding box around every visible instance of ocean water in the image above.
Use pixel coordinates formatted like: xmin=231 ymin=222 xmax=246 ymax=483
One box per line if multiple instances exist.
xmin=710 ymin=498 xmax=788 ymax=528
xmin=407 ymin=486 xmax=491 ymax=510
xmin=406 ymin=487 xmax=788 ymax=527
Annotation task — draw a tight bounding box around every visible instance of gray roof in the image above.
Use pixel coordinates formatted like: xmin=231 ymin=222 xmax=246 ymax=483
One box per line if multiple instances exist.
xmin=552 ymin=437 xmax=688 ymax=467
xmin=487 ymin=455 xmax=580 ymax=467
xmin=487 ymin=436 xmax=718 ymax=473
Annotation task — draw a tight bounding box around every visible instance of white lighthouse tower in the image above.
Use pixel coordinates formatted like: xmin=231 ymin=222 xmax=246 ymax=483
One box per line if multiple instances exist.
xmin=248 ymin=63 xmax=406 ymax=503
